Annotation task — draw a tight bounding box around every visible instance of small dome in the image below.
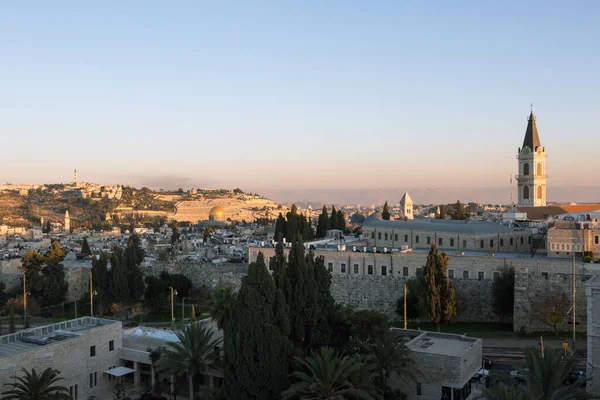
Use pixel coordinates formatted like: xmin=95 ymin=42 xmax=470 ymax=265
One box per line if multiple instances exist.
xmin=350 ymin=212 xmax=366 ymax=224
xmin=209 ymin=206 xmax=225 ymax=221
xmin=366 ymin=212 xmax=382 ymax=222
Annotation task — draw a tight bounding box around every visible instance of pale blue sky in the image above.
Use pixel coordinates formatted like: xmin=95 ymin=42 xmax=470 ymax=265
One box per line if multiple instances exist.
xmin=1 ymin=1 xmax=599 ymax=193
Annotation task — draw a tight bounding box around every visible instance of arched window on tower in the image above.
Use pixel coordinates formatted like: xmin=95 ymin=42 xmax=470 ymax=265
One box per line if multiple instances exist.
xmin=537 ymin=163 xmax=542 ymax=176
xmin=537 ymin=185 xmax=542 ymax=199
xmin=524 ymin=186 xmax=530 ymax=200
xmin=523 ymin=163 xmax=530 ymax=176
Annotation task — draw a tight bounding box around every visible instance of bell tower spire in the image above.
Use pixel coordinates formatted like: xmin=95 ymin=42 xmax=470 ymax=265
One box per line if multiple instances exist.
xmin=516 ymin=106 xmax=547 ymax=207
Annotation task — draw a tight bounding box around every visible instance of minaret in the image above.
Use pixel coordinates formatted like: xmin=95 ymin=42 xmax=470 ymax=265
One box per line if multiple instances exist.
xmin=64 ymin=210 xmax=71 ymax=232
xmin=517 ymin=106 xmax=547 ymax=207
xmin=73 ymin=169 xmax=78 ymax=186
xmin=400 ymin=190 xmax=414 ymax=220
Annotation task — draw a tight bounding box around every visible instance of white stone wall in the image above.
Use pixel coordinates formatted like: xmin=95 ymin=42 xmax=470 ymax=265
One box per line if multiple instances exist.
xmin=0 ymin=318 xmax=123 ymax=399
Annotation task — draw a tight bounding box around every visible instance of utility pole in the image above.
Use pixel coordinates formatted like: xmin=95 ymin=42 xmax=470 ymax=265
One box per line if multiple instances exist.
xmin=572 ymin=255 xmax=576 ymax=352
xmin=170 ymin=287 xmax=178 ymax=329
xmin=403 ymin=283 xmax=407 ymax=329
xmin=89 ymin=272 xmax=97 ymax=317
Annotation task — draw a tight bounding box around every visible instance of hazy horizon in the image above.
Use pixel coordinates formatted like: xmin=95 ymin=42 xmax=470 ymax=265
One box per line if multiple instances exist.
xmin=2 ymin=2 xmax=599 ymax=192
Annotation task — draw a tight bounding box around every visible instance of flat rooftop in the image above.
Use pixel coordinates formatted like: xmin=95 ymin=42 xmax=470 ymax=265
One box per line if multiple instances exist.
xmin=392 ymin=329 xmax=480 ymax=357
xmin=0 ymin=317 xmax=116 ymax=359
xmin=363 ymin=218 xmax=523 ymax=235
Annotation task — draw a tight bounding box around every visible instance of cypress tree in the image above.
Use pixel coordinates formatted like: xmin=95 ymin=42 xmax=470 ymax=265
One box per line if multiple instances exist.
xmin=225 ymin=253 xmax=292 ymax=399
xmin=423 ymin=245 xmax=457 ymax=331
xmin=81 ymin=237 xmax=92 ymax=255
xmin=336 ymin=209 xmax=346 ymax=231
xmin=329 ymin=205 xmax=338 ymax=230
xmin=92 ymin=253 xmax=111 ymax=308
xmin=316 ymin=205 xmax=330 ymax=238
xmin=381 ymin=201 xmax=391 ymax=220
xmin=309 ymin=253 xmax=335 ymax=350
xmin=439 ymin=205 xmax=446 ymax=219
xmin=111 ymin=246 xmax=129 ymax=304
xmin=455 ymin=200 xmax=467 ymax=220
xmin=125 ymin=238 xmax=145 ymax=301
xmin=274 ymin=213 xmax=286 ymax=241
xmin=270 ymin=240 xmax=287 ymax=289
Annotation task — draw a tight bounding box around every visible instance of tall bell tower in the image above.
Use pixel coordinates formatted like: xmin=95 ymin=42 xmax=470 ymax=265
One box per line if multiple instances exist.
xmin=517 ymin=106 xmax=547 ymax=207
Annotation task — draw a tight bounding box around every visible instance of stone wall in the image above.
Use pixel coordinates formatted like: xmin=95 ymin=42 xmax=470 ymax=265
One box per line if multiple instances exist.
xmin=149 ymin=261 xmax=246 ymax=292
xmin=586 ymin=275 xmax=600 ymax=394
xmin=513 ymin=260 xmax=594 ymax=333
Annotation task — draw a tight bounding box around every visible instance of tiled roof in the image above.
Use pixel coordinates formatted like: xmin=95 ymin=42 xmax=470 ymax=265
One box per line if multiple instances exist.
xmin=516 ymin=204 xmax=600 ymax=221
xmin=522 ymin=110 xmax=541 ymax=151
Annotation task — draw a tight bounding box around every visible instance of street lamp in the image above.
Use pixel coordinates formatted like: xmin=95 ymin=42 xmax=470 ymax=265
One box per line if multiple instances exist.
xmin=89 ymin=272 xmax=98 ymax=317
xmin=23 ymin=274 xmax=31 ymax=328
xmin=170 ymin=287 xmax=178 ymax=328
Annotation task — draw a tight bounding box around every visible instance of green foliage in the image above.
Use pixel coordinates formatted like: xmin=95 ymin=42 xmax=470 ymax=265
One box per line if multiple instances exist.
xmin=531 ymin=288 xmax=568 ymax=337
xmin=454 ymin=200 xmax=467 ymax=220
xmin=330 ymin=306 xmax=389 ymax=355
xmin=316 ymin=205 xmax=331 ymax=238
xmin=20 ymin=243 xmax=68 ymax=308
xmin=363 ymin=332 xmax=416 ymax=393
xmin=110 ymin=246 xmax=130 ymax=304
xmin=492 ymin=264 xmax=515 ymax=322
xmin=156 ymin=322 xmax=221 ymax=400
xmin=171 ymin=222 xmax=181 ymax=245
xmin=475 ymin=385 xmax=529 ymax=400
xmin=225 ymin=253 xmax=292 ymax=400
xmin=423 ymin=245 xmax=457 ymax=329
xmin=81 ymin=237 xmax=92 ymax=255
xmin=209 ymin=286 xmax=237 ymax=339
xmin=438 ymin=205 xmax=446 ymax=219
xmin=144 ymin=275 xmax=169 ymax=313
xmin=382 ymin=201 xmax=391 ymax=220
xmin=274 ymin=205 xmax=314 ymax=242
xmin=583 ymin=251 xmax=594 ymax=263
xmin=1 ymin=368 xmax=71 ymax=400
xmin=282 ymin=347 xmax=379 ymax=400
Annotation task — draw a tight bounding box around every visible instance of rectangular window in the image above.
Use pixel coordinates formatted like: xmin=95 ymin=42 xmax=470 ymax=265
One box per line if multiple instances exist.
xmin=528 ymin=236 xmax=532 ymax=244
xmin=384 ymin=233 xmax=388 ymax=240
xmin=542 ymin=272 xmax=549 ymax=280
xmin=70 ymin=387 xmax=73 ymax=398
xmin=480 ymin=240 xmax=484 ymax=249
xmin=403 ymin=266 xmax=408 ymax=277
xmin=417 ymin=382 xmax=422 ymax=395
xmin=448 ymin=269 xmax=454 ymax=279
xmin=371 ymin=232 xmax=374 ymax=239
xmin=90 ymin=345 xmax=96 ymax=357
xmin=89 ymin=373 xmax=93 ymax=388
xmin=268 ymin=261 xmax=274 ymax=271
xmin=395 ymin=234 xmax=398 ymax=241
xmin=75 ymin=385 xmax=78 ymax=399
xmin=381 ymin=266 xmax=387 ymax=276
xmin=404 ymin=234 xmax=408 ymax=242
xmin=109 ymin=340 xmax=114 ymax=352
xmin=463 ymin=270 xmax=469 ymax=280
xmin=450 ymin=238 xmax=454 ymax=247
xmin=500 ymin=238 xmax=504 ymax=247
xmin=478 ymin=271 xmax=484 ymax=281
xmin=490 ymin=239 xmax=494 ymax=248
xmin=438 ymin=237 xmax=443 ymax=246
xmin=520 ymin=237 xmax=524 ymax=245
xmin=596 ymin=236 xmax=599 ymax=245
xmin=510 ymin=238 xmax=514 ymax=246
xmin=354 ymin=264 xmax=359 ymax=274
xmin=426 ymin=237 xmax=431 ymax=245
xmin=94 ymin=372 xmax=97 ymax=387
xmin=340 ymin=263 xmax=346 ymax=273
xmin=378 ymin=232 xmax=381 ymax=240
xmin=328 ymin=263 xmax=333 ymax=272
xmin=463 ymin=240 xmax=466 ymax=248
xmin=493 ymin=271 xmax=500 ymax=281
xmin=415 ymin=235 xmax=420 ymax=244
xmin=368 ymin=265 xmax=373 ymax=275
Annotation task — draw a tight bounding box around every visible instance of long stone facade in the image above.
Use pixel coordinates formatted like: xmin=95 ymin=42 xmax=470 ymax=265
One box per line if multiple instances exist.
xmin=587 ymin=275 xmax=600 ymax=394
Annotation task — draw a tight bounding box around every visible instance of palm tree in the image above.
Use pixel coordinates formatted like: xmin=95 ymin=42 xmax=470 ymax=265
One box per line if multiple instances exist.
xmin=155 ymin=322 xmax=221 ymax=400
xmin=282 ymin=347 xmax=379 ymax=400
xmin=474 ymin=385 xmax=529 ymax=400
xmin=346 ymin=356 xmax=383 ymax=400
xmin=524 ymin=348 xmax=596 ymax=400
xmin=209 ymin=286 xmax=237 ymax=344
xmin=2 ymin=368 xmax=71 ymax=400
xmin=363 ymin=332 xmax=417 ymax=392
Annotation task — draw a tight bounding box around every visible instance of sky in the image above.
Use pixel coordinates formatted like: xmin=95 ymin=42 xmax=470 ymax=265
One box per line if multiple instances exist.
xmin=1 ymin=1 xmax=599 ymax=201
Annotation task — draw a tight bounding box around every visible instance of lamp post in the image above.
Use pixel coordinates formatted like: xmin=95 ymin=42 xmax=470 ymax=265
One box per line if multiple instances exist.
xmin=89 ymin=272 xmax=98 ymax=317
xmin=170 ymin=287 xmax=178 ymax=328
xmin=23 ymin=274 xmax=31 ymax=328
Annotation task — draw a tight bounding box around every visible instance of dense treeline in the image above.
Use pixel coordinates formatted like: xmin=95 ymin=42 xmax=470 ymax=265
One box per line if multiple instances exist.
xmin=316 ymin=205 xmax=346 ymax=237
xmin=274 ymin=204 xmax=314 ymax=242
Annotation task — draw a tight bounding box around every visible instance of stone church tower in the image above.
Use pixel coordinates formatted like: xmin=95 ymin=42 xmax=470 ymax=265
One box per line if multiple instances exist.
xmin=73 ymin=169 xmax=77 ymax=186
xmin=400 ymin=190 xmax=414 ymax=220
xmin=64 ymin=210 xmax=70 ymax=232
xmin=517 ymin=108 xmax=547 ymax=207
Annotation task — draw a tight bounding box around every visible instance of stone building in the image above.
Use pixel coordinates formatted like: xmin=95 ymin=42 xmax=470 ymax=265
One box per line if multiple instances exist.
xmin=389 ymin=329 xmax=481 ymax=400
xmin=64 ymin=210 xmax=70 ymax=232
xmin=399 ymin=190 xmax=414 ymax=220
xmin=516 ymin=108 xmax=547 ymax=207
xmin=587 ymin=275 xmax=600 ymax=395
xmin=0 ymin=317 xmax=123 ymax=400
xmin=361 ymin=219 xmax=532 ymax=253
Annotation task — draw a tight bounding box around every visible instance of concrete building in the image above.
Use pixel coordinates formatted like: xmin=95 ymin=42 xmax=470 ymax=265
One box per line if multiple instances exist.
xmin=0 ymin=317 xmax=123 ymax=400
xmin=362 ymin=219 xmax=532 ymax=253
xmin=516 ymin=108 xmax=547 ymax=207
xmin=587 ymin=275 xmax=600 ymax=395
xmin=389 ymin=329 xmax=481 ymax=400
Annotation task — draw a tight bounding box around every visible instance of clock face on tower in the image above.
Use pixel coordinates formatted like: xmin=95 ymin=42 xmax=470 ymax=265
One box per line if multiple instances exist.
xmin=523 ymin=148 xmax=530 ymax=155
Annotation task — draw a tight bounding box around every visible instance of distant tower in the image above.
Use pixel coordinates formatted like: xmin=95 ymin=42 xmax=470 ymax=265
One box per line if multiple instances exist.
xmin=517 ymin=106 xmax=547 ymax=207
xmin=64 ymin=210 xmax=71 ymax=232
xmin=40 ymin=216 xmax=44 ymax=228
xmin=400 ymin=190 xmax=414 ymax=220
xmin=73 ymin=169 xmax=78 ymax=186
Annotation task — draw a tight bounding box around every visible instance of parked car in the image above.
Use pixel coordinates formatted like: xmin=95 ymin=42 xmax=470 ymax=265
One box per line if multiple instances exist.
xmin=510 ymin=369 xmax=529 ymax=383
xmin=564 ymin=370 xmax=585 ymax=385
xmin=482 ymin=356 xmax=493 ymax=369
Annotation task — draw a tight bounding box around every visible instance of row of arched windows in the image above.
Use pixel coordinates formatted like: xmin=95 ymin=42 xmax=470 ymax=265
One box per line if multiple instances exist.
xmin=523 ymin=162 xmax=543 ymax=176
xmin=523 ymin=185 xmax=543 ymax=200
